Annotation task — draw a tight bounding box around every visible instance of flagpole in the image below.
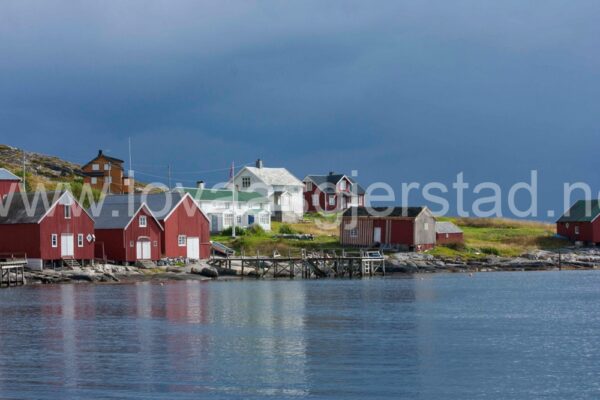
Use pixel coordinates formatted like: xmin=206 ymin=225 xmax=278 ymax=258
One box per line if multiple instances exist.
xmin=231 ymin=161 xmax=236 ymax=238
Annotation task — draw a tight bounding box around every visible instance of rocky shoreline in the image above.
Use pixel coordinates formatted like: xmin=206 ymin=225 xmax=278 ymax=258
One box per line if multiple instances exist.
xmin=10 ymin=247 xmax=600 ymax=286
xmin=386 ymin=247 xmax=600 ymax=273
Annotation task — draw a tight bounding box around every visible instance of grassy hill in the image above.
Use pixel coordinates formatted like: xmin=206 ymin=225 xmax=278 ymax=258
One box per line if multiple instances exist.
xmin=212 ymin=213 xmax=567 ymax=258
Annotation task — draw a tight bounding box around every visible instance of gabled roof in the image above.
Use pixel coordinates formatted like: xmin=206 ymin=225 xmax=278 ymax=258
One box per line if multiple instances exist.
xmin=0 ymin=168 xmax=21 ymax=182
xmin=0 ymin=191 xmax=91 ymax=225
xmin=82 ymin=150 xmax=125 ymax=169
xmin=435 ymin=221 xmax=463 ymax=234
xmin=91 ymin=202 xmax=163 ymax=230
xmin=100 ymin=192 xmax=206 ymax=221
xmin=241 ymin=166 xmax=303 ymax=187
xmin=304 ymin=173 xmax=366 ymax=195
xmin=557 ymin=200 xmax=600 ymax=223
xmin=180 ymin=187 xmax=267 ymax=203
xmin=343 ymin=206 xmax=426 ymax=218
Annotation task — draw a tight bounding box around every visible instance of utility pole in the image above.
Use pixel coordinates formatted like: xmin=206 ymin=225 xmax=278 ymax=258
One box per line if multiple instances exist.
xmin=168 ymin=164 xmax=172 ymax=190
xmin=232 ymin=161 xmax=236 ymax=238
xmin=22 ymin=149 xmax=26 ymax=192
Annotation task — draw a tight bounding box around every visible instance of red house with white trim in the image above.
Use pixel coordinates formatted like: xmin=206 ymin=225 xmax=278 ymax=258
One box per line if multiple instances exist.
xmin=557 ymin=200 xmax=600 ymax=244
xmin=303 ymin=172 xmax=365 ymax=212
xmin=0 ymin=191 xmax=95 ymax=270
xmin=0 ymin=168 xmax=21 ymax=200
xmin=101 ymin=192 xmax=211 ymax=260
xmin=92 ymin=202 xmax=163 ymax=264
xmin=339 ymin=206 xmax=436 ymax=251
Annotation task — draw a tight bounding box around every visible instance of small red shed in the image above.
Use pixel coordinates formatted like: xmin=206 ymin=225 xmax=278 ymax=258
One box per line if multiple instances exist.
xmin=101 ymin=192 xmax=211 ymax=260
xmin=339 ymin=206 xmax=436 ymax=251
xmin=435 ymin=222 xmax=464 ymax=245
xmin=0 ymin=191 xmax=95 ymax=270
xmin=92 ymin=202 xmax=163 ymax=264
xmin=0 ymin=168 xmax=21 ymax=200
xmin=557 ymin=200 xmax=600 ymax=244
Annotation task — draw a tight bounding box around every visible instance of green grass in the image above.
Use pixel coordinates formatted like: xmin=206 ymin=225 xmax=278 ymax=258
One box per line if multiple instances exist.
xmin=211 ymin=214 xmax=569 ymax=259
xmin=431 ymin=217 xmax=568 ymax=259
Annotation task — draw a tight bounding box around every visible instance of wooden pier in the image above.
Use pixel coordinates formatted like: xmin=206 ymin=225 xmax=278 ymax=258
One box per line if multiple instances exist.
xmin=209 ymin=249 xmax=385 ymax=279
xmin=0 ymin=254 xmax=27 ymax=288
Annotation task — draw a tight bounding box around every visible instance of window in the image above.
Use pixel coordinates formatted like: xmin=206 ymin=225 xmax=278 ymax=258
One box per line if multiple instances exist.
xmin=328 ymin=196 xmax=336 ymax=206
xmin=424 ymin=223 xmax=429 ymax=231
xmin=224 ymin=202 xmax=231 ymax=209
xmin=64 ymin=205 xmax=71 ymax=219
xmin=242 ymin=177 xmax=251 ymax=188
xmin=92 ymin=164 xmax=99 ymax=171
xmin=91 ymin=177 xmax=98 ymax=185
xmin=306 ymin=181 xmax=313 ymax=191
xmin=51 ymin=234 xmax=58 ymax=248
xmin=340 ymin=180 xmax=347 ymax=191
xmin=224 ymin=214 xmax=233 ymax=227
xmin=359 ymin=196 xmax=364 ymax=206
xmin=178 ymin=235 xmax=187 ymax=246
xmin=350 ymin=228 xmax=358 ymax=238
xmin=106 ymin=177 xmax=112 ymax=184
xmin=130 ymin=241 xmax=134 ymax=247
xmin=153 ymin=241 xmax=158 ymax=247
xmin=78 ymin=234 xmax=84 ymax=247
xmin=260 ymin=214 xmax=270 ymax=225
xmin=104 ymin=163 xmax=110 ymax=171
xmin=575 ymin=226 xmax=580 ymax=235
xmin=139 ymin=216 xmax=147 ymax=227
xmin=312 ymin=194 xmax=319 ymax=205
xmin=237 ymin=215 xmax=242 ymax=224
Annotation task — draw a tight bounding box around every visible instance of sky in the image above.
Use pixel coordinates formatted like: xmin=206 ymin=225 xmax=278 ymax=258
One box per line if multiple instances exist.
xmin=0 ymin=0 xmax=599 ymax=219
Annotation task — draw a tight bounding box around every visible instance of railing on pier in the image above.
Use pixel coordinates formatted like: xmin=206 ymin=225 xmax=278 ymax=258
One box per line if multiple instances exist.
xmin=0 ymin=253 xmax=27 ymax=288
xmin=208 ymin=248 xmax=385 ymax=279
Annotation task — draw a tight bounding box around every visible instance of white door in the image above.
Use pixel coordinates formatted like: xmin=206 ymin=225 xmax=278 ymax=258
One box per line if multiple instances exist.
xmin=136 ymin=239 xmax=152 ymax=260
xmin=61 ymin=234 xmax=74 ymax=257
xmin=373 ymin=227 xmax=382 ymax=243
xmin=187 ymin=237 xmax=200 ymax=259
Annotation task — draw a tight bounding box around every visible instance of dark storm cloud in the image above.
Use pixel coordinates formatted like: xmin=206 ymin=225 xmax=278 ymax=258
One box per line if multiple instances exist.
xmin=1 ymin=0 xmax=599 ymax=216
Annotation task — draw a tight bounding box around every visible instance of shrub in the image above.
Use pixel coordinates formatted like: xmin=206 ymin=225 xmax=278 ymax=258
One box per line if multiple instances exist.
xmin=479 ymin=246 xmax=500 ymax=256
xmin=221 ymin=226 xmax=247 ymax=236
xmin=247 ymin=224 xmax=266 ymax=236
xmin=278 ymin=224 xmax=297 ymax=234
xmin=445 ymin=242 xmax=466 ymax=251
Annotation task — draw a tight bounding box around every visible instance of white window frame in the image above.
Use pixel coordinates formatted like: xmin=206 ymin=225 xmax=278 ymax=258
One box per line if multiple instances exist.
xmin=91 ymin=177 xmax=98 ymax=185
xmin=104 ymin=163 xmax=110 ymax=171
xmin=92 ymin=164 xmax=99 ymax=171
xmin=306 ymin=181 xmax=313 ymax=191
xmin=260 ymin=214 xmax=270 ymax=225
xmin=224 ymin=214 xmax=233 ymax=227
xmin=51 ymin=234 xmax=58 ymax=248
xmin=424 ymin=223 xmax=429 ymax=231
xmin=236 ymin=215 xmax=242 ymax=224
xmin=64 ymin=205 xmax=71 ymax=219
xmin=242 ymin=177 xmax=251 ymax=188
xmin=350 ymin=228 xmax=358 ymax=238
xmin=575 ymin=226 xmax=580 ymax=235
xmin=78 ymin=234 xmax=84 ymax=247
xmin=130 ymin=241 xmax=134 ymax=248
xmin=340 ymin=180 xmax=347 ymax=191
xmin=328 ymin=196 xmax=336 ymax=206
xmin=178 ymin=235 xmax=187 ymax=247
xmin=139 ymin=215 xmax=147 ymax=228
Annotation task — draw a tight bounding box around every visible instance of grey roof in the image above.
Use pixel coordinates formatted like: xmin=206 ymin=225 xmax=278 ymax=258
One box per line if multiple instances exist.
xmin=243 ymin=166 xmax=303 ymax=186
xmin=0 ymin=191 xmax=66 ymax=224
xmin=305 ymin=173 xmax=366 ymax=195
xmin=0 ymin=168 xmax=21 ymax=182
xmin=435 ymin=221 xmax=463 ymax=234
xmin=343 ymin=206 xmax=425 ymax=218
xmin=91 ymin=202 xmax=154 ymax=229
xmin=100 ymin=192 xmax=186 ymax=220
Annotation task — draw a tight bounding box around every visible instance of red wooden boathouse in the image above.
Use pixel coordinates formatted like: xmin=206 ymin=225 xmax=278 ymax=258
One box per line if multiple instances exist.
xmin=0 ymin=168 xmax=21 ymax=200
xmin=557 ymin=200 xmax=600 ymax=244
xmin=435 ymin=222 xmax=464 ymax=245
xmin=340 ymin=206 xmax=436 ymax=251
xmin=101 ymin=192 xmax=211 ymax=260
xmin=0 ymin=191 xmax=95 ymax=270
xmin=92 ymin=202 xmax=163 ymax=264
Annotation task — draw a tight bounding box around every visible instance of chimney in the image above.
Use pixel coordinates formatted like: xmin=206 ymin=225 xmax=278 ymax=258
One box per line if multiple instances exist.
xmin=196 ymin=180 xmax=205 ymax=190
xmin=329 ymin=171 xmax=335 ymax=176
xmin=98 ymin=150 xmax=103 ymax=157
xmin=256 ymin=159 xmax=263 ymax=169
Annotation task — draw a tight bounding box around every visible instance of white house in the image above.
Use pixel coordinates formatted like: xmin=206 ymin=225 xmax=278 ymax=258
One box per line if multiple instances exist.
xmin=181 ymin=184 xmax=271 ymax=233
xmin=231 ymin=159 xmax=304 ymax=222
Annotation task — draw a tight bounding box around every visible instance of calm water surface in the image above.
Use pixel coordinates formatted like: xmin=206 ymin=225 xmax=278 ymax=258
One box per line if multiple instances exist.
xmin=1 ymin=272 xmax=600 ymax=399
